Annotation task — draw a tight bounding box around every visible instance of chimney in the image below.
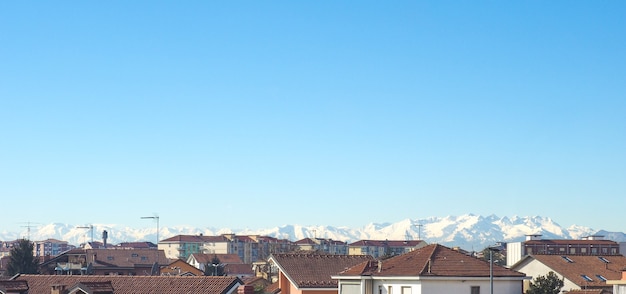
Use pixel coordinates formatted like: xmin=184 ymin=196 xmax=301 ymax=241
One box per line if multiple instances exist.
xmin=622 ymin=268 xmax=626 ymax=281
xmin=238 ymin=285 xmax=254 ymax=294
xmin=51 ymin=285 xmax=66 ymax=294
xmin=102 ymin=230 xmax=108 ymax=249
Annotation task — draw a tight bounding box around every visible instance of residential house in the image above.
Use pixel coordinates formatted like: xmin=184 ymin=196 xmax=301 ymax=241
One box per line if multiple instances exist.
xmin=39 ymin=248 xmax=169 ymax=276
xmin=116 ymin=242 xmax=157 ymax=250
xmin=510 ymin=253 xmax=626 ymax=293
xmin=507 ymin=234 xmax=621 ymax=267
xmin=160 ymin=259 xmax=204 ymax=276
xmin=188 ymin=253 xmax=244 ymax=272
xmin=242 ymin=276 xmax=274 ymax=293
xmin=160 ymin=234 xmax=297 ymax=264
xmin=269 ymin=253 xmax=374 ymax=294
xmin=294 ymin=238 xmax=348 ymax=255
xmin=0 ymin=240 xmax=21 ymax=258
xmin=224 ymin=263 xmax=254 ymax=278
xmin=333 ymin=244 xmax=528 ymax=294
xmin=33 ymin=238 xmax=74 ymax=257
xmin=348 ymin=240 xmax=427 ymax=258
xmin=0 ymin=280 xmax=29 ymax=294
xmin=0 ymin=255 xmax=10 ymax=276
xmin=11 ymin=274 xmax=244 ymax=294
xmin=159 ymin=235 xmax=208 ymax=260
xmin=607 ymin=269 xmax=626 ymax=294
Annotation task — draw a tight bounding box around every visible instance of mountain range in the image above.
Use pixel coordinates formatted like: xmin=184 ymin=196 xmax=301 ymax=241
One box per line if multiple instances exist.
xmin=2 ymin=214 xmax=625 ymax=251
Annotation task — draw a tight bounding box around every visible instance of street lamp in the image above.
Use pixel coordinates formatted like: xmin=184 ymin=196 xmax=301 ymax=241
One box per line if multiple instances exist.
xmin=488 ymin=246 xmax=501 ymax=294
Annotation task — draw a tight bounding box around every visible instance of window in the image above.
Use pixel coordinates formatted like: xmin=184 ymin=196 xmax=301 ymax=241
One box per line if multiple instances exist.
xmin=596 ymin=275 xmax=607 ymax=281
xmin=107 ymin=256 xmax=114 ymax=261
xmin=598 ymin=257 xmax=610 ymax=263
xmin=581 ymin=275 xmax=593 ymax=282
xmin=388 ymin=286 xmax=393 ymax=294
xmin=401 ymin=286 xmax=411 ymax=294
xmin=581 ymin=248 xmax=587 ymax=253
xmin=561 ymin=256 xmax=574 ymax=263
xmin=570 ymin=248 xmax=576 ymax=254
xmin=471 ymin=286 xmax=480 ymax=294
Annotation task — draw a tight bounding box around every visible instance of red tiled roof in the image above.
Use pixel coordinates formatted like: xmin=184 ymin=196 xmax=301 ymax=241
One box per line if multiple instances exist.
xmin=340 ymin=244 xmax=525 ymax=278
xmin=564 ymin=290 xmax=610 ymax=294
xmin=69 ymin=281 xmax=114 ymax=293
xmin=265 ymin=281 xmax=280 ymax=294
xmin=160 ymin=235 xmax=206 ymax=243
xmin=271 ymin=253 xmax=373 ymax=288
xmin=348 ymin=240 xmax=423 ymax=247
xmin=200 ymin=235 xmax=231 ymax=242
xmin=14 ymin=275 xmax=243 ymax=294
xmin=525 ymin=240 xmax=618 ymax=246
xmin=526 ymin=254 xmax=626 ymax=287
xmin=295 ymin=238 xmax=317 ymax=245
xmin=0 ymin=280 xmax=29 ymax=292
xmin=87 ymin=248 xmax=169 ymax=268
xmin=190 ymin=253 xmax=244 ymax=264
xmin=224 ymin=263 xmax=254 ymax=276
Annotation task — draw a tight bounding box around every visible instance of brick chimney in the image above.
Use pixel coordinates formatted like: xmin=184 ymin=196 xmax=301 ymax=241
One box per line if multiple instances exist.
xmin=51 ymin=284 xmax=66 ymax=294
xmin=238 ymin=285 xmax=254 ymax=294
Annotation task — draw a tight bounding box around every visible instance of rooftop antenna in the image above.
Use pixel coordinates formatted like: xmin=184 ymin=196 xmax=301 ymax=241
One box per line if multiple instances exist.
xmin=77 ymin=224 xmax=94 ymax=243
xmin=19 ymin=222 xmax=41 ymax=240
xmin=414 ymin=221 xmax=423 ymax=241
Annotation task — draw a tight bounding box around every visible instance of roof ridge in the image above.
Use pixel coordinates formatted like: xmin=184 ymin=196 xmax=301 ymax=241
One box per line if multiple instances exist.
xmin=418 ymin=244 xmax=438 ymax=275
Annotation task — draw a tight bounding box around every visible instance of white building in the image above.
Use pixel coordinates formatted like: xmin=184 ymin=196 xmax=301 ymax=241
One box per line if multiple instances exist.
xmin=333 ymin=244 xmax=528 ymax=294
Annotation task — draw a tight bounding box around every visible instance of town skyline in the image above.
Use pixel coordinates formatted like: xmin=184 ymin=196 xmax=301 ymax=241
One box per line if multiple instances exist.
xmin=3 ymin=214 xmax=625 ymax=252
xmin=1 ymin=2 xmax=624 ymax=233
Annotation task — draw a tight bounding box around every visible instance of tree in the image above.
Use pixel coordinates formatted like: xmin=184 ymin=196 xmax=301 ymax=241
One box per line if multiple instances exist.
xmin=6 ymin=239 xmax=39 ymax=276
xmin=526 ymin=271 xmax=564 ymax=294
xmin=204 ymin=255 xmax=225 ymax=276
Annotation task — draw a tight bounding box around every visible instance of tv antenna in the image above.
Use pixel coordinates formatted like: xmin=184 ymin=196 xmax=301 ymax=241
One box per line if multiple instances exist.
xmin=77 ymin=224 xmax=94 ymax=243
xmin=19 ymin=222 xmax=41 ymax=240
xmin=414 ymin=221 xmax=423 ymax=241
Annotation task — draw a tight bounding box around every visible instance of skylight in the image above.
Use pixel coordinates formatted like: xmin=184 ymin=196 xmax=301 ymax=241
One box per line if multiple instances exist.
xmin=581 ymin=275 xmax=593 ymax=282
xmin=561 ymin=256 xmax=574 ymax=263
xmin=598 ymin=257 xmax=610 ymax=263
xmin=596 ymin=275 xmax=607 ymax=281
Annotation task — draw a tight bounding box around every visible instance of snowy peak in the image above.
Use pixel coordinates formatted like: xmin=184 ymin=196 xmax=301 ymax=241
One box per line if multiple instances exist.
xmin=1 ymin=214 xmax=621 ymax=250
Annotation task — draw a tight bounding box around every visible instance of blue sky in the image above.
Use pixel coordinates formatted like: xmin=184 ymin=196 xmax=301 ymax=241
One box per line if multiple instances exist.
xmin=1 ymin=1 xmax=625 ymax=234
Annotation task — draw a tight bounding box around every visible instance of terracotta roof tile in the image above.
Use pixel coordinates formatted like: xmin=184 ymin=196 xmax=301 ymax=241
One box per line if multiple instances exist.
xmin=528 ymin=254 xmax=626 ymax=287
xmin=190 ymin=253 xmax=244 ymax=264
xmin=271 ymin=253 xmax=373 ymax=288
xmin=14 ymin=275 xmax=242 ymax=294
xmin=348 ymin=240 xmax=423 ymax=247
xmin=340 ymin=244 xmax=525 ymax=278
xmin=0 ymin=280 xmax=29 ymax=292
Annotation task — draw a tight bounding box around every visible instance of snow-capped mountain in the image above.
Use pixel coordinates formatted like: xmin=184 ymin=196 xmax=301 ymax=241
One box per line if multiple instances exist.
xmin=1 ymin=214 xmax=623 ymax=250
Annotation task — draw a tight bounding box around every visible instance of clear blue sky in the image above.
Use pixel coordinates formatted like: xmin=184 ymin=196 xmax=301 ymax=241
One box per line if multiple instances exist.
xmin=1 ymin=1 xmax=624 ymax=234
